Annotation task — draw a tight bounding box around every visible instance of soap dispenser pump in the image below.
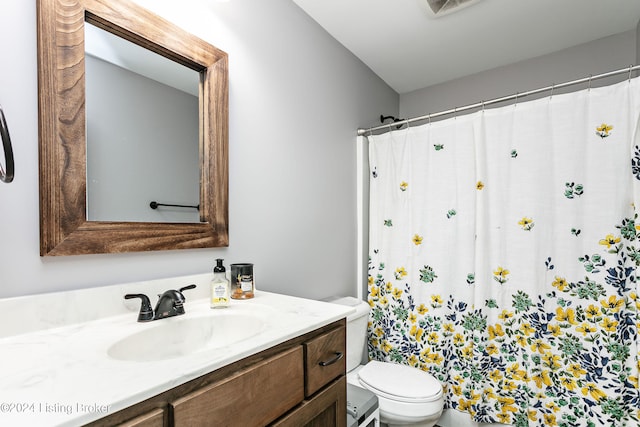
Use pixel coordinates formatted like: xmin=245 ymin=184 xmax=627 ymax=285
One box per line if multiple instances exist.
xmin=210 ymin=258 xmax=230 ymax=308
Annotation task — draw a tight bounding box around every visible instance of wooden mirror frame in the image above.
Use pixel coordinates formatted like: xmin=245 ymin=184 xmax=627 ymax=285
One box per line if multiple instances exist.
xmin=37 ymin=0 xmax=228 ymax=256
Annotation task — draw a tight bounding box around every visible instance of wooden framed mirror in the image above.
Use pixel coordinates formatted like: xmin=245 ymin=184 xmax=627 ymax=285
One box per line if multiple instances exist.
xmin=37 ymin=0 xmax=228 ymax=255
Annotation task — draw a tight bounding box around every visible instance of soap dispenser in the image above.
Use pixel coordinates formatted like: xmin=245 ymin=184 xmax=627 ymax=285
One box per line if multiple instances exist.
xmin=210 ymin=258 xmax=230 ymax=308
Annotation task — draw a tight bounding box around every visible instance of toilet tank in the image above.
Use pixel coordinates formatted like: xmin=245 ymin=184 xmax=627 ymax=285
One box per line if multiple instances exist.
xmin=327 ymin=296 xmax=370 ymax=372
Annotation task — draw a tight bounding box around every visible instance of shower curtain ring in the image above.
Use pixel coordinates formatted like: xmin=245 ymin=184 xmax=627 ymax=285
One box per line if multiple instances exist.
xmin=428 ymin=114 xmax=431 ymax=125
xmin=629 ymin=65 xmax=634 ymax=83
xmin=515 ymin=92 xmax=518 ymax=107
xmin=550 ymin=84 xmax=554 ymax=100
xmin=481 ymin=100 xmax=485 ymax=112
xmin=588 ymin=74 xmax=592 ymax=91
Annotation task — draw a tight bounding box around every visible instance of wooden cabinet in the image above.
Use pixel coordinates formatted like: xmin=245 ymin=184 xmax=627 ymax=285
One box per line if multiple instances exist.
xmin=172 ymin=346 xmax=304 ymax=426
xmin=114 ymin=409 xmax=164 ymax=427
xmin=87 ymin=319 xmax=346 ymax=427
xmin=272 ymin=376 xmax=346 ymax=427
xmin=273 ymin=326 xmax=347 ymax=427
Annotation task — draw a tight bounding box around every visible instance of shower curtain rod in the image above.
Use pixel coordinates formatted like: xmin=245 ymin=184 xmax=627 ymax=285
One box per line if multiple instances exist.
xmin=357 ymin=64 xmax=640 ymax=136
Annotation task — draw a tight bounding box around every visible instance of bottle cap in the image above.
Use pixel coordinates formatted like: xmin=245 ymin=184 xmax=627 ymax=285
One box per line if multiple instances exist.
xmin=214 ymin=258 xmax=226 ymax=273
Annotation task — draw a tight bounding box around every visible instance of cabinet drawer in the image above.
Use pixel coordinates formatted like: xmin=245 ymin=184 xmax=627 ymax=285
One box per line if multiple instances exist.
xmin=171 ymin=346 xmax=304 ymax=427
xmin=304 ymin=326 xmax=345 ymax=397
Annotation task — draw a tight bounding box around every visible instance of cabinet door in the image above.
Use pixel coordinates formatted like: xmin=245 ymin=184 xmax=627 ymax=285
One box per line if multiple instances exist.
xmin=171 ymin=346 xmax=304 ymax=427
xmin=114 ymin=408 xmax=164 ymax=427
xmin=304 ymin=326 xmax=346 ymax=396
xmin=271 ymin=376 xmax=347 ymax=427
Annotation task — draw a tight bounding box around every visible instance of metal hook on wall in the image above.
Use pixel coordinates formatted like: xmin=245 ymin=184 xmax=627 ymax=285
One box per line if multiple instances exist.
xmin=0 ymin=104 xmax=15 ymax=184
xmin=380 ymin=114 xmax=406 ymax=130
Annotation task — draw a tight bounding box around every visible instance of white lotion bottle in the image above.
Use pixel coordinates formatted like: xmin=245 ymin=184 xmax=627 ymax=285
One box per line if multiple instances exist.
xmin=210 ymin=258 xmax=230 ymax=308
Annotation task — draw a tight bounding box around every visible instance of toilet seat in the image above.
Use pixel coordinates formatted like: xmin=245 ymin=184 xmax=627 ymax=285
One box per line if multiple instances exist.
xmin=357 ymin=361 xmax=443 ymax=403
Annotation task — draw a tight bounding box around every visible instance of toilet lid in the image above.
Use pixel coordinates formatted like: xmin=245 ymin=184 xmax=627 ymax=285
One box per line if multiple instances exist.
xmin=358 ymin=361 xmax=442 ymax=403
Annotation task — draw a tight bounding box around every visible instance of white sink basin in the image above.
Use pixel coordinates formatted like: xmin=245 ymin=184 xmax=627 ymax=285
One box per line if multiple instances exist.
xmin=108 ymin=312 xmax=266 ymax=362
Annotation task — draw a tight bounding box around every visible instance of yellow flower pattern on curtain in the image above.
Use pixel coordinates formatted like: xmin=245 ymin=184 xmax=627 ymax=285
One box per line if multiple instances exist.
xmin=367 ymin=78 xmax=640 ymax=426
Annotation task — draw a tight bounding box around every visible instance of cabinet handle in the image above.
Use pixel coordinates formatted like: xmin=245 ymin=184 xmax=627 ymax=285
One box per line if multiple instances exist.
xmin=318 ymin=351 xmax=343 ymax=367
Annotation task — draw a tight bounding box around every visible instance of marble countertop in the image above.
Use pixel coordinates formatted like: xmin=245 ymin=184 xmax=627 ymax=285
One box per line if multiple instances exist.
xmin=0 ymin=278 xmax=353 ymax=426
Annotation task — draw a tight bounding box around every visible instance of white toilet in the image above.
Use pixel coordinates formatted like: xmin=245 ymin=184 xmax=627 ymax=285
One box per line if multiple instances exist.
xmin=330 ymin=297 xmax=444 ymax=427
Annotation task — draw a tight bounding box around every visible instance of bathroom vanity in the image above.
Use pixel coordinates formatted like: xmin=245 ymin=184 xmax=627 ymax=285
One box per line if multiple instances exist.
xmin=0 ymin=274 xmax=352 ymax=426
xmin=91 ymin=320 xmax=346 ymax=426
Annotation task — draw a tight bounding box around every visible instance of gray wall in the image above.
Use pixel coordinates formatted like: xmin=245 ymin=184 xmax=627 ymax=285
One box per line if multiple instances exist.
xmin=637 ymin=19 xmax=640 ymax=64
xmin=0 ymin=0 xmax=398 ymax=299
xmin=400 ymin=30 xmax=638 ymax=119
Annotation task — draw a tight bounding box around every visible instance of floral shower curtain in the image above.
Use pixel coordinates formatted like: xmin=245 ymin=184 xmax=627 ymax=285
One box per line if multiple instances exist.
xmin=367 ymin=77 xmax=640 ymax=427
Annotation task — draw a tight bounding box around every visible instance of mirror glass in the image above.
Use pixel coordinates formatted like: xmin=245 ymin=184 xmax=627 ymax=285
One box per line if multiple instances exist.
xmin=85 ymin=23 xmax=202 ymax=223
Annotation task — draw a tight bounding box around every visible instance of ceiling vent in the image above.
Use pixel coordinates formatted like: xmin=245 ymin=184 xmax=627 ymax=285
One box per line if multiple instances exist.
xmin=426 ymin=0 xmax=482 ymax=17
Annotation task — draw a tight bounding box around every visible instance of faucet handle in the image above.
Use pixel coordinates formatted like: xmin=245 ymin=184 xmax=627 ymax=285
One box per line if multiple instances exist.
xmin=124 ymin=294 xmax=154 ymax=322
xmin=171 ymin=285 xmax=196 ymax=316
xmin=179 ymin=284 xmax=196 ymax=294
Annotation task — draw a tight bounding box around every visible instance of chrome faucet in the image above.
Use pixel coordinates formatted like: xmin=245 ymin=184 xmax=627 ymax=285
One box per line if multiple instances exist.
xmin=125 ymin=284 xmax=196 ymax=322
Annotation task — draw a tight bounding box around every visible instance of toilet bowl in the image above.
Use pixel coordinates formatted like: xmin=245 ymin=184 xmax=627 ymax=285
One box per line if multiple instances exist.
xmin=329 ymin=297 xmax=444 ymax=427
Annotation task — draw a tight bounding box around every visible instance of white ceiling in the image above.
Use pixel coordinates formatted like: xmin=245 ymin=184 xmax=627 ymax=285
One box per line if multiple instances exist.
xmin=85 ymin=22 xmax=200 ymax=96
xmin=292 ymin=0 xmax=640 ymax=94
